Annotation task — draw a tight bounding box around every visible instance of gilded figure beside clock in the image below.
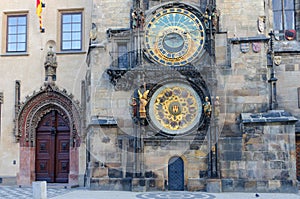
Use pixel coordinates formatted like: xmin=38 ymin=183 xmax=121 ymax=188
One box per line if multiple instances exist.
xmin=144 ymin=8 xmax=206 ymax=66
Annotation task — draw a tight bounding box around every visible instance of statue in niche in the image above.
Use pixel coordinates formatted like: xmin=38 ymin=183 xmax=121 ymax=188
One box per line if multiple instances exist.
xmin=203 ymin=96 xmax=212 ymax=117
xmin=214 ymin=96 xmax=220 ymax=118
xmin=44 ymin=46 xmax=57 ymax=82
xmin=138 ymin=86 xmax=149 ymax=119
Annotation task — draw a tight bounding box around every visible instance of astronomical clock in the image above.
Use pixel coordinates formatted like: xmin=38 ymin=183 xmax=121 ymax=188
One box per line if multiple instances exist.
xmin=148 ymin=82 xmax=203 ymax=135
xmin=144 ymin=7 xmax=206 ymax=67
xmin=141 ymin=5 xmax=208 ymax=135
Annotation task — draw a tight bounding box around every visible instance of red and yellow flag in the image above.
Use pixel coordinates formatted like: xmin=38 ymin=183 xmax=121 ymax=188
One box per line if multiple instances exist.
xmin=36 ymin=0 xmax=42 ymax=17
xmin=36 ymin=0 xmax=43 ymax=32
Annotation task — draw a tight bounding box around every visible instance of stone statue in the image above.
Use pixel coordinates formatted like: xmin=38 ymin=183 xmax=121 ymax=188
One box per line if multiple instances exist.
xmin=130 ymin=97 xmax=137 ymax=117
xmin=132 ymin=10 xmax=138 ymax=29
xmin=138 ymin=89 xmax=149 ymax=119
xmin=131 ymin=9 xmax=144 ymax=29
xmin=214 ymin=96 xmax=220 ymax=118
xmin=203 ymin=96 xmax=211 ymax=117
xmin=44 ymin=46 xmax=57 ymax=82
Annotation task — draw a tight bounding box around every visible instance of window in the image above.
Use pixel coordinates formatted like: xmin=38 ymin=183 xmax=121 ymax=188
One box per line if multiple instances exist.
xmin=272 ymin=0 xmax=295 ymax=37
xmin=7 ymin=15 xmax=27 ymax=52
xmin=61 ymin=12 xmax=82 ymax=51
xmin=118 ymin=43 xmax=128 ymax=69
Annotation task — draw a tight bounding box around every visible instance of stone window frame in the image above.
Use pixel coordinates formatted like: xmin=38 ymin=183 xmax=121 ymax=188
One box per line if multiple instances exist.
xmin=298 ymin=87 xmax=300 ymax=108
xmin=58 ymin=9 xmax=84 ymax=52
xmin=2 ymin=11 xmax=29 ymax=55
xmin=110 ymin=36 xmax=132 ymax=69
xmin=0 ymin=92 xmax=3 ymax=136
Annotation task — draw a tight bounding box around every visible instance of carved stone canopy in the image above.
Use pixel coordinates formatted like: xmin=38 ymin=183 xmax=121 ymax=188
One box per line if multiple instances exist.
xmin=16 ymin=84 xmax=82 ymax=147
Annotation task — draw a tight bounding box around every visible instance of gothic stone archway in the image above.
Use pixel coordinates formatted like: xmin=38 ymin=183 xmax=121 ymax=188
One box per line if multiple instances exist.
xmin=16 ymin=85 xmax=82 ymax=186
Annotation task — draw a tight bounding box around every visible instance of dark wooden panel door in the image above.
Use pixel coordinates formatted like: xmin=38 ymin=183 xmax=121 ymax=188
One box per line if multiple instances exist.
xmin=296 ymin=136 xmax=300 ymax=181
xmin=36 ymin=130 xmax=55 ymax=182
xmin=36 ymin=110 xmax=70 ymax=183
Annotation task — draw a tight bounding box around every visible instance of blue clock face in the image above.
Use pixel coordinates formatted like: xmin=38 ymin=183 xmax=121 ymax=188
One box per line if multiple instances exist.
xmin=144 ymin=8 xmax=205 ymax=66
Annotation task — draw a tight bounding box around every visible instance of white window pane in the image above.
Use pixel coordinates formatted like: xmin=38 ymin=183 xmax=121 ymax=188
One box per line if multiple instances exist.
xmin=8 ymin=35 xmax=17 ymax=43
xmin=18 ymin=34 xmax=26 ymax=42
xmin=62 ymin=33 xmax=71 ymax=41
xmin=72 ymin=32 xmax=81 ymax=40
xmin=8 ymin=17 xmax=17 ymax=25
xmin=272 ymin=0 xmax=282 ymax=10
xmin=7 ymin=43 xmax=16 ymax=51
xmin=17 ymin=43 xmax=26 ymax=51
xmin=72 ymin=41 xmax=81 ymax=49
xmin=8 ymin=26 xmax=17 ymax=34
xmin=273 ymin=11 xmax=283 ymax=30
xmin=63 ymin=24 xmax=71 ymax=32
xmin=285 ymin=11 xmax=295 ymax=30
xmin=18 ymin=17 xmax=26 ymax=25
xmin=62 ymin=14 xmax=71 ymax=23
xmin=284 ymin=0 xmax=294 ymax=9
xmin=72 ymin=14 xmax=81 ymax=23
xmin=72 ymin=23 xmax=81 ymax=31
xmin=18 ymin=26 xmax=26 ymax=34
xmin=62 ymin=41 xmax=71 ymax=50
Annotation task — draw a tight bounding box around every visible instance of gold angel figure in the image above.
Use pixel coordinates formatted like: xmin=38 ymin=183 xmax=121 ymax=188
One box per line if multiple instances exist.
xmin=138 ymin=89 xmax=149 ymax=119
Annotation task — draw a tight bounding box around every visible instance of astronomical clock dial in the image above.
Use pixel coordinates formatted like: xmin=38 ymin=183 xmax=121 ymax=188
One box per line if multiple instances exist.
xmin=144 ymin=8 xmax=205 ymax=66
xmin=148 ymin=83 xmax=202 ymax=135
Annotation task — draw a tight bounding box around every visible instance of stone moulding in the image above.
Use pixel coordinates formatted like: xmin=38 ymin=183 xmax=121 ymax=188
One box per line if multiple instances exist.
xmin=240 ymin=110 xmax=298 ymax=125
xmin=15 ymin=84 xmax=83 ymax=147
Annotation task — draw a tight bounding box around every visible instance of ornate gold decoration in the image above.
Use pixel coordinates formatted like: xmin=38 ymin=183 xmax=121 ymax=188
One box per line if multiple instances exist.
xmin=138 ymin=89 xmax=149 ymax=118
xmin=149 ymin=83 xmax=202 ymax=134
xmin=144 ymin=8 xmax=205 ymax=66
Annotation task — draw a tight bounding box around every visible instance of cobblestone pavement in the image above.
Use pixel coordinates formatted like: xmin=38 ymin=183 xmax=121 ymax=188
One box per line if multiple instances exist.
xmin=0 ymin=186 xmax=299 ymax=199
xmin=136 ymin=192 xmax=215 ymax=199
xmin=0 ymin=186 xmax=75 ymax=199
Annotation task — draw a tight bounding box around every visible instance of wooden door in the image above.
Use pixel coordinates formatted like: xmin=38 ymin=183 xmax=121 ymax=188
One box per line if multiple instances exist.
xmin=168 ymin=157 xmax=184 ymax=191
xmin=36 ymin=110 xmax=70 ymax=183
xmin=296 ymin=135 xmax=300 ymax=181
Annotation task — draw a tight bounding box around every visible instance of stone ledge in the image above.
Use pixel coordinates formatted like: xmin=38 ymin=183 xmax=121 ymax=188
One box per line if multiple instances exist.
xmin=90 ymin=116 xmax=117 ymax=126
xmin=241 ymin=110 xmax=298 ymax=124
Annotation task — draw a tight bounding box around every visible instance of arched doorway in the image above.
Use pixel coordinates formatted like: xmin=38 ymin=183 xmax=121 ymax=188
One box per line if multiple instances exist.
xmin=168 ymin=156 xmax=184 ymax=191
xmin=35 ymin=110 xmax=70 ymax=183
xmin=17 ymin=84 xmax=82 ymax=186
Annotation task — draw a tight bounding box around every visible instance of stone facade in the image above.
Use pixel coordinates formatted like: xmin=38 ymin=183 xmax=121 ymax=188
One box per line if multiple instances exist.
xmin=0 ymin=0 xmax=92 ymax=186
xmin=0 ymin=0 xmax=300 ymax=193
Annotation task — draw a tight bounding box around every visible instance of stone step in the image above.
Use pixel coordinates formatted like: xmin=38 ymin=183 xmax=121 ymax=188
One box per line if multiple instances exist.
xmin=47 ymin=183 xmax=79 ymax=189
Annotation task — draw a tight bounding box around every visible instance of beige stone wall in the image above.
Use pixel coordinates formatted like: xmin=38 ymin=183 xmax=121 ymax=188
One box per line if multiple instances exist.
xmin=217 ymin=0 xmax=268 ymax=37
xmin=276 ymin=53 xmax=300 ymax=119
xmin=0 ymin=0 xmax=91 ymax=181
